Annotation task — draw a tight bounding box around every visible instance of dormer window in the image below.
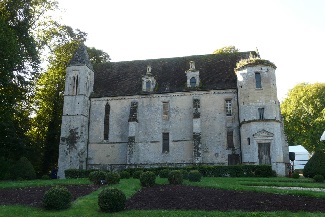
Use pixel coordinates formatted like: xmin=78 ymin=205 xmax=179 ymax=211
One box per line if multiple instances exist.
xmin=142 ymin=65 xmax=156 ymax=92
xmin=185 ymin=61 xmax=200 ymax=88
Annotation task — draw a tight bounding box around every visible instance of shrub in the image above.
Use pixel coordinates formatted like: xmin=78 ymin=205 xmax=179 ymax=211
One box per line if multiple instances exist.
xmin=168 ymin=170 xmax=183 ymax=185
xmin=313 ymin=174 xmax=324 ymax=183
xmin=292 ymin=172 xmax=300 ymax=179
xmin=43 ymin=186 xmax=72 ymax=210
xmin=133 ymin=170 xmax=143 ymax=179
xmin=181 ymin=170 xmax=189 ymax=180
xmin=11 ymin=157 xmax=36 ymax=180
xmin=98 ymin=188 xmax=126 ymax=212
xmin=41 ymin=175 xmax=50 ymax=180
xmin=254 ymin=165 xmax=275 ymax=177
xmin=89 ymin=171 xmax=107 ymax=185
xmin=159 ymin=169 xmax=170 ymax=178
xmin=188 ymin=170 xmax=202 ymax=182
xmin=140 ymin=171 xmax=156 ymax=187
xmin=105 ymin=172 xmax=120 ymax=184
xmin=64 ymin=169 xmax=92 ymax=178
xmin=304 ymin=151 xmax=325 ymax=178
xmin=0 ymin=157 xmax=13 ymax=180
xmin=119 ymin=171 xmax=131 ymax=179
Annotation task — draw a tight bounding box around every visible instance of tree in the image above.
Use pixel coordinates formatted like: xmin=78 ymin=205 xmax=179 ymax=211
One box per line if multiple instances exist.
xmin=213 ymin=46 xmax=239 ymax=54
xmin=0 ymin=0 xmax=58 ymax=161
xmin=281 ymin=83 xmax=325 ymax=152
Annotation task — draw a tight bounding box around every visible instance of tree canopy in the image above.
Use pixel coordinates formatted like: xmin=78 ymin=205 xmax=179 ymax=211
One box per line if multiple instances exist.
xmin=213 ymin=46 xmax=239 ymax=54
xmin=281 ymin=83 xmax=325 ymax=152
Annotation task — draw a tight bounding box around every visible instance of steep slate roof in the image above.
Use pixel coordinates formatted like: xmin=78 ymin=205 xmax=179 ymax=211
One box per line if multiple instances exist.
xmin=69 ymin=43 xmax=93 ymax=70
xmin=92 ymin=52 xmax=254 ymax=97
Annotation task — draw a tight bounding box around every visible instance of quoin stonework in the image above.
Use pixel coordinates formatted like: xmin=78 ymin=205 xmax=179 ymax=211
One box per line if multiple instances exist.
xmin=57 ymin=44 xmax=289 ymax=178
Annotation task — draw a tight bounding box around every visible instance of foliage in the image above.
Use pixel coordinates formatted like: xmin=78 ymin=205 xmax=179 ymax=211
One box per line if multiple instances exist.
xmin=235 ymin=54 xmax=276 ymax=71
xmin=159 ymin=169 xmax=170 ymax=178
xmin=168 ymin=170 xmax=183 ymax=185
xmin=182 ymin=170 xmax=189 ymax=180
xmin=303 ymin=151 xmax=325 ymax=178
xmin=41 ymin=175 xmax=50 ymax=180
xmin=11 ymin=157 xmax=36 ymax=180
xmin=313 ymin=175 xmax=324 ymax=183
xmin=0 ymin=0 xmax=58 ymax=167
xmin=133 ymin=170 xmax=144 ymax=179
xmin=119 ymin=171 xmax=131 ymax=179
xmin=281 ymin=83 xmax=325 ymax=152
xmin=188 ymin=170 xmax=202 ymax=182
xmin=213 ymin=46 xmax=239 ymax=54
xmin=292 ymin=172 xmax=300 ymax=179
xmin=140 ymin=171 xmax=156 ymax=187
xmin=98 ymin=188 xmax=126 ymax=213
xmin=42 ymin=185 xmax=72 ymax=210
xmin=105 ymin=172 xmax=120 ymax=185
xmin=64 ymin=169 xmax=94 ymax=179
xmin=89 ymin=171 xmax=106 ymax=185
xmin=0 ymin=157 xmax=13 ymax=180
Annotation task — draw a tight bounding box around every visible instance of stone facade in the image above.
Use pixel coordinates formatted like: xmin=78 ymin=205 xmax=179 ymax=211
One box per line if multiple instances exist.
xmin=57 ymin=46 xmax=289 ymax=178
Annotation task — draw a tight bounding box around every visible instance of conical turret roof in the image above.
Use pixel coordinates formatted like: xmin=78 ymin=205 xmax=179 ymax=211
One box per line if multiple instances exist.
xmin=68 ymin=43 xmax=93 ymax=70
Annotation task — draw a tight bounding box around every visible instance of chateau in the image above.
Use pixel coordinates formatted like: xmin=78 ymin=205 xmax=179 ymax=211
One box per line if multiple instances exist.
xmin=58 ymin=45 xmax=289 ymax=178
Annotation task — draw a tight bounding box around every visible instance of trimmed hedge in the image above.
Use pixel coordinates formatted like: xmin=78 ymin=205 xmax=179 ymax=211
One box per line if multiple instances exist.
xmin=313 ymin=174 xmax=324 ymax=183
xmin=140 ymin=171 xmax=156 ymax=187
xmin=65 ymin=165 xmax=275 ymax=179
xmin=89 ymin=171 xmax=106 ymax=185
xmin=65 ymin=169 xmax=94 ymax=179
xmin=188 ymin=170 xmax=202 ymax=182
xmin=304 ymin=151 xmax=325 ymax=178
xmin=120 ymin=171 xmax=131 ymax=179
xmin=106 ymin=172 xmax=120 ymax=184
xmin=98 ymin=188 xmax=126 ymax=212
xmin=43 ymin=186 xmax=72 ymax=210
xmin=168 ymin=170 xmax=183 ymax=185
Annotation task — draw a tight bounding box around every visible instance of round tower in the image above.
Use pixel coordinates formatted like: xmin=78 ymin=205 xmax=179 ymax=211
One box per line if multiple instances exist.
xmin=236 ymin=57 xmax=289 ymax=176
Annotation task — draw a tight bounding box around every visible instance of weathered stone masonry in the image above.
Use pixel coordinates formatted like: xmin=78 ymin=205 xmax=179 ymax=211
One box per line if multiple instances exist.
xmin=57 ymin=45 xmax=289 ymax=178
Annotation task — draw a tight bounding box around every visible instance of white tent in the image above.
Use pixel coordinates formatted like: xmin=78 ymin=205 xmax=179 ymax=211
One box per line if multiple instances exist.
xmin=289 ymin=145 xmax=312 ymax=170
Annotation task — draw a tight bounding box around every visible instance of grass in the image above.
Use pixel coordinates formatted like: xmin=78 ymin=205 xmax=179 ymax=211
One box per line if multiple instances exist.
xmin=1 ymin=177 xmax=325 ymax=216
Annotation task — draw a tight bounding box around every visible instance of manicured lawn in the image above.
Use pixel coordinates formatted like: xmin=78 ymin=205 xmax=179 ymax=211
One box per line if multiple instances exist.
xmin=1 ymin=177 xmax=325 ymax=216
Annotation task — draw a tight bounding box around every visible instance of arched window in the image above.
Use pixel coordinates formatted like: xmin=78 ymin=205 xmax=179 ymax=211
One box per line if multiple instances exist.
xmin=190 ymin=77 xmax=196 ymax=88
xmin=72 ymin=76 xmax=76 ymax=95
xmin=146 ymin=80 xmax=151 ymax=91
xmin=104 ymin=103 xmax=110 ymax=140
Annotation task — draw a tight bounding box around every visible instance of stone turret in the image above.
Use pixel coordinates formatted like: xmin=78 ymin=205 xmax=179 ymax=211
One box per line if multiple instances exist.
xmin=236 ymin=57 xmax=289 ymax=176
xmin=57 ymin=44 xmax=94 ymax=178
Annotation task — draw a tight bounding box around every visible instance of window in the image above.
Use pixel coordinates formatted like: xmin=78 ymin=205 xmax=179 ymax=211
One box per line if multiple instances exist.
xmin=75 ymin=75 xmax=79 ymax=94
xmin=227 ymin=130 xmax=234 ymax=148
xmin=190 ymin=77 xmax=196 ymax=88
xmin=258 ymin=108 xmax=264 ymax=120
xmin=104 ymin=103 xmax=110 ymax=140
xmin=255 ymin=72 xmax=262 ymax=88
xmin=162 ymin=102 xmax=169 ymax=120
xmin=162 ymin=133 xmax=169 ymax=153
xmin=225 ymin=100 xmax=232 ymax=116
xmin=146 ymin=80 xmax=151 ymax=91
xmin=247 ymin=137 xmax=250 ymax=145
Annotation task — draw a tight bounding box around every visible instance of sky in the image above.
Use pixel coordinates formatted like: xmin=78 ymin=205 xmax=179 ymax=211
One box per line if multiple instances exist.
xmin=55 ymin=0 xmax=325 ymax=101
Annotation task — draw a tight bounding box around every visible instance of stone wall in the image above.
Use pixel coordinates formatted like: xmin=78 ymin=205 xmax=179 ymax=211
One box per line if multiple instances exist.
xmin=87 ymin=90 xmax=239 ymax=167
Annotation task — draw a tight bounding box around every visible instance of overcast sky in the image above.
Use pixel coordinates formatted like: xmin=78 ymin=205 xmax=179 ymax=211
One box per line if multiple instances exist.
xmin=55 ymin=0 xmax=325 ymax=101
